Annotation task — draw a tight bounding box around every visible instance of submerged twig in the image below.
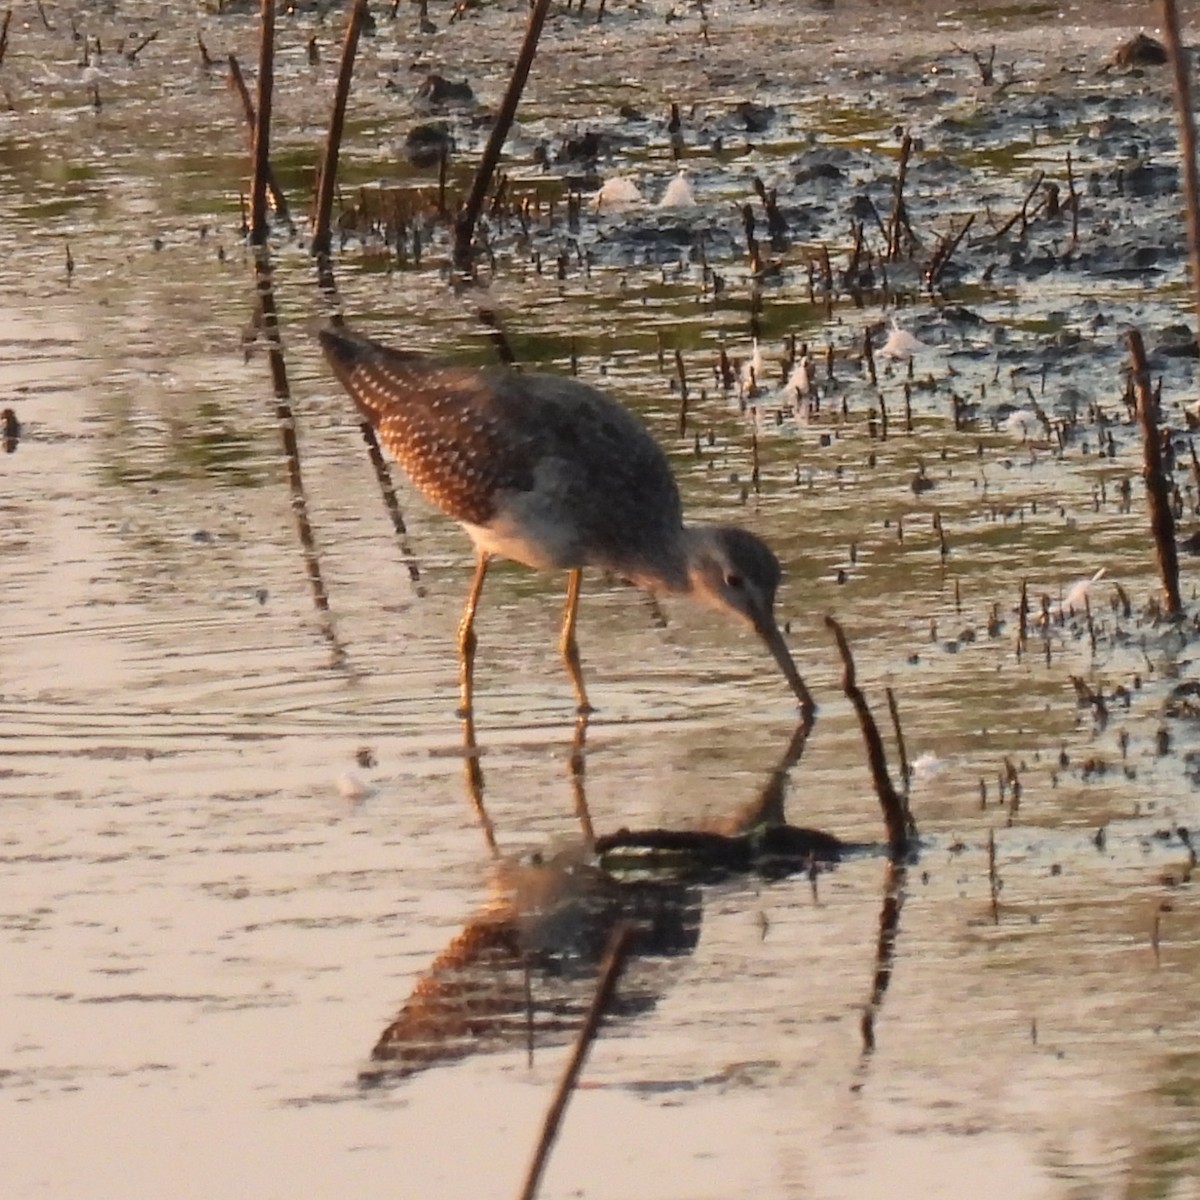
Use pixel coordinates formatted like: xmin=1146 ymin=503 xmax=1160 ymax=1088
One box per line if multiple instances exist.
xmin=518 ymin=923 xmax=634 ymax=1200
xmin=475 ymin=305 xmax=518 ymax=367
xmin=860 ymin=861 xmax=906 ymax=1056
xmin=953 ymin=41 xmax=996 ymax=85
xmin=197 ymin=32 xmax=214 ymax=70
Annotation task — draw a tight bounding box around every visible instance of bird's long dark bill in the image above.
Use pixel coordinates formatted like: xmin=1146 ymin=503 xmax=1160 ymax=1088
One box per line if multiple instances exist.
xmin=755 ymin=618 xmax=815 ymax=715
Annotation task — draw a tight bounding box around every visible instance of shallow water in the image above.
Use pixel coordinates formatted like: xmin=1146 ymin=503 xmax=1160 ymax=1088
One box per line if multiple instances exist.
xmin=3 ymin=2 xmax=1200 ymax=1198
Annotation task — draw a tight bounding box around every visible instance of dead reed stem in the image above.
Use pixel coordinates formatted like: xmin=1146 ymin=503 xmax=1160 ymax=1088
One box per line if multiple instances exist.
xmin=358 ymin=420 xmax=422 ymax=586
xmin=825 ymin=616 xmax=912 ymax=857
xmin=884 ymin=686 xmax=911 ymax=804
xmin=312 ymin=0 xmax=369 ymax=258
xmin=250 ymin=2 xmax=276 ymax=245
xmin=1128 ymin=329 xmax=1183 ymax=614
xmin=227 ymin=54 xmax=292 ymax=230
xmin=517 ymin=922 xmax=634 ymax=1200
xmin=305 ymin=1 xmax=423 ymax=583
xmin=247 ymin=0 xmax=344 ymax=663
xmin=988 ymin=829 xmax=1000 ymax=923
xmin=470 ymin=304 xmax=518 ymax=367
xmin=454 ymin=0 xmax=552 ymax=272
xmin=1065 ymin=150 xmax=1079 ymax=249
xmin=886 ymin=133 xmax=912 ymax=261
xmin=927 ymin=213 xmax=975 ymax=289
xmin=992 ymin=170 xmax=1044 ymax=241
xmin=125 ymin=29 xmax=158 ymax=62
xmin=1161 ymin=0 xmax=1200 ymax=384
xmin=675 ymin=349 xmax=689 ymax=436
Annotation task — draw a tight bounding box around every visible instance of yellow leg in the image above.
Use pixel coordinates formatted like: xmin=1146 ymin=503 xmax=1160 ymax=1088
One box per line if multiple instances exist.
xmin=457 ymin=552 xmax=491 ymax=717
xmin=568 ymin=709 xmax=595 ymax=847
xmin=558 ymin=568 xmax=592 ymax=714
xmin=460 ymin=708 xmax=497 ymax=857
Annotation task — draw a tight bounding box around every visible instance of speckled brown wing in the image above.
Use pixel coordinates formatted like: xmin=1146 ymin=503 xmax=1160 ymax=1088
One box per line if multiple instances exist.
xmin=320 ymin=326 xmax=686 ymax=577
xmin=320 ymin=326 xmax=537 ymax=526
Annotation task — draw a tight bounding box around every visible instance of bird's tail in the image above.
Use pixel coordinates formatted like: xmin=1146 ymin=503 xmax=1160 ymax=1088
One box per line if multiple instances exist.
xmin=318 ymin=324 xmax=426 ymax=424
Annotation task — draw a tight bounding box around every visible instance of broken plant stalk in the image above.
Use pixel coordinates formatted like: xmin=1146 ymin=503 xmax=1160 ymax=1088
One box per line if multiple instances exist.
xmin=825 ymin=616 xmax=912 ymax=858
xmin=454 ymin=0 xmax=552 ymax=272
xmin=247 ymin=0 xmax=344 ymax=663
xmin=1161 ymin=0 xmax=1200 ymax=390
xmin=1128 ymin=329 xmax=1183 ymax=614
xmin=312 ymin=0 xmax=369 ymax=259
xmin=228 ymin=54 xmax=293 ymax=230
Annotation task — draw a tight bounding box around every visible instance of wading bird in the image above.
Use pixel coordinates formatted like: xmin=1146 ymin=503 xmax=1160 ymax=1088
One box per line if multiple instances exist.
xmin=320 ymin=325 xmax=813 ymax=718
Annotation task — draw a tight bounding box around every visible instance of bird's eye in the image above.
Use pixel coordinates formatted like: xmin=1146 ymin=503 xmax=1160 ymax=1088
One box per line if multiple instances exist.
xmin=724 ymin=571 xmax=745 ymax=589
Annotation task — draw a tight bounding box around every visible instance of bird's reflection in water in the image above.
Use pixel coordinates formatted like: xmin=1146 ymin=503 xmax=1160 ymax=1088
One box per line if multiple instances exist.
xmin=360 ymin=849 xmax=701 ymax=1086
xmin=360 ymin=715 xmax=833 ymax=1087
xmin=594 ymin=718 xmax=856 ymax=880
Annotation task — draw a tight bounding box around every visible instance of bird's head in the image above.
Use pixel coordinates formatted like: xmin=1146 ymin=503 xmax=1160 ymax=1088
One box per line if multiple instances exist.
xmin=685 ymin=526 xmax=813 ymax=715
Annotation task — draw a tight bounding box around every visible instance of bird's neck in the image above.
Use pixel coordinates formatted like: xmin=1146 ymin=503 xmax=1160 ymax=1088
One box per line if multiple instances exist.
xmin=629 ymin=525 xmax=706 ymax=597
